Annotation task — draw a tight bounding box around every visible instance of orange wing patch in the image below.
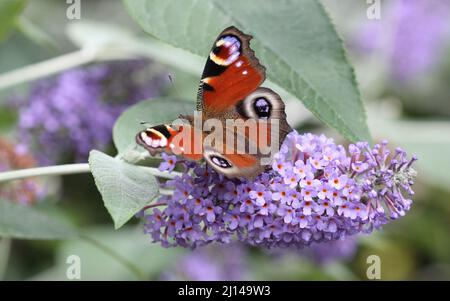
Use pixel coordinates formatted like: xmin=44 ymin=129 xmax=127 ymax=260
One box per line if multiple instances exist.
xmin=198 ymin=26 xmax=266 ymax=114
xmin=202 ymin=56 xmax=263 ymax=113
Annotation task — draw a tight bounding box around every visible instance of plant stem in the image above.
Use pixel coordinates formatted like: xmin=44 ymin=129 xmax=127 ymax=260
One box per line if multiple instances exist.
xmin=0 ymin=164 xmax=91 ymax=182
xmin=80 ymin=233 xmax=147 ymax=281
xmin=0 ymin=163 xmax=180 ymax=183
xmin=0 ymin=49 xmax=93 ymax=90
xmin=142 ymin=202 xmax=168 ymax=211
xmin=0 ymin=164 xmax=91 ymax=183
xmin=0 ymin=46 xmax=136 ymax=91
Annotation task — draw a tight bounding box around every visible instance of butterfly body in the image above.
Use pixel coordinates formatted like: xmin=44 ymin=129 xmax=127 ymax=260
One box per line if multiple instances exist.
xmin=137 ymin=26 xmax=291 ymax=179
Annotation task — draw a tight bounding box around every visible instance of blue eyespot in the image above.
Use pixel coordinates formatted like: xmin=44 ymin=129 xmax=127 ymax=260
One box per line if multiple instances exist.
xmin=253 ymin=98 xmax=271 ymax=119
xmin=210 ymin=155 xmax=232 ymax=168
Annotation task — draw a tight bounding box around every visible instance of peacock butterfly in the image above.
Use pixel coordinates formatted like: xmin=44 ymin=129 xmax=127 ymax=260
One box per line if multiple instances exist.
xmin=136 ymin=26 xmax=292 ymax=179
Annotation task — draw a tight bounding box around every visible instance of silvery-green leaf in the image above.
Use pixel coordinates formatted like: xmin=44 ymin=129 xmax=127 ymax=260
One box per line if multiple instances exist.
xmin=89 ymin=150 xmax=159 ymax=229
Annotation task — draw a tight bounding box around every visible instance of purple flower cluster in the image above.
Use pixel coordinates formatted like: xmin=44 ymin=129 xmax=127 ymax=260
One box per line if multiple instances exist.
xmin=143 ymin=131 xmax=417 ymax=249
xmin=15 ymin=59 xmax=166 ymax=164
xmin=161 ymin=243 xmax=249 ymax=280
xmin=355 ymin=0 xmax=450 ymax=82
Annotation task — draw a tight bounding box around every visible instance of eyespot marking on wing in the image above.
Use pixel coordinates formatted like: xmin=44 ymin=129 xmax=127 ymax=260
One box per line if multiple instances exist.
xmin=137 ymin=125 xmax=175 ymax=149
xmin=237 ymin=88 xmax=285 ymax=120
xmin=210 ymin=155 xmax=233 ymax=169
xmin=253 ymin=97 xmax=272 ymax=119
xmin=209 ymin=35 xmax=241 ymax=66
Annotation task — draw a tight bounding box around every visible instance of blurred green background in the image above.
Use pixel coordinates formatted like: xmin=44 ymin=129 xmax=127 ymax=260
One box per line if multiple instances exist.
xmin=0 ymin=0 xmax=449 ymax=280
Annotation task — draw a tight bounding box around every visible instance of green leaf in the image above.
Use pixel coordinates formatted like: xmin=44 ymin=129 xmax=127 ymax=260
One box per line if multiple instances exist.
xmin=0 ymin=0 xmax=27 ymax=42
xmin=113 ymin=98 xmax=194 ymax=153
xmin=31 ymin=227 xmax=183 ymax=281
xmin=0 ymin=201 xmax=77 ymax=239
xmin=123 ymin=0 xmax=371 ymax=142
xmin=88 ymin=150 xmax=159 ymax=229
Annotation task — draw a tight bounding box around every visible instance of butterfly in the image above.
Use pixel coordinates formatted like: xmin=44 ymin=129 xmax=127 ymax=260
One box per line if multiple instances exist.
xmin=136 ymin=26 xmax=292 ymax=179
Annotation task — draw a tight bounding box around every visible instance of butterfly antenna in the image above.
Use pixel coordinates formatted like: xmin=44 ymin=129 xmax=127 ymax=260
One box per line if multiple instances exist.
xmin=168 ymin=74 xmax=181 ymax=98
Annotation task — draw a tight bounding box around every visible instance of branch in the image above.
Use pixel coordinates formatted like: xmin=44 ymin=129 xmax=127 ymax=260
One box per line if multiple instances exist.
xmin=0 ymin=46 xmax=136 ymax=91
xmin=0 ymin=164 xmax=90 ymax=182
xmin=0 ymin=163 xmax=180 ymax=183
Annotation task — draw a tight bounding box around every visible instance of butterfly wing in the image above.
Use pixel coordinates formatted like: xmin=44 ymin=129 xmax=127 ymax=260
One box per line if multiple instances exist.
xmin=197 ymin=26 xmax=266 ymax=114
xmin=136 ymin=119 xmax=203 ymax=161
xmin=195 ymin=27 xmax=291 ymax=179
xmin=202 ymin=127 xmax=265 ymax=179
xmin=202 ymin=88 xmax=292 ymax=179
